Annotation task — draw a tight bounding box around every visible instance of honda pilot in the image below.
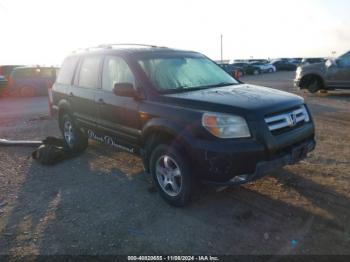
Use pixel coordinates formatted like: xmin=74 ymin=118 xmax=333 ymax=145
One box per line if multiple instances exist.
xmin=52 ymin=44 xmax=316 ymax=206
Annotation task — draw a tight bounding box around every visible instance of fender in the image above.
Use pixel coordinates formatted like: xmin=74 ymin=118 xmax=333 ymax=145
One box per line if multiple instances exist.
xmin=57 ymin=99 xmax=72 ymax=114
xmin=141 ymin=117 xmax=195 ymax=173
xmin=141 ymin=117 xmax=194 ymax=150
xmin=57 ymin=99 xmax=73 ymax=127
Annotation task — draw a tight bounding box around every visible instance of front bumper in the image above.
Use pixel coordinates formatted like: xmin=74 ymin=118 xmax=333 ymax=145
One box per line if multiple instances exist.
xmin=202 ymin=138 xmax=315 ymax=186
xmin=187 ymin=121 xmax=315 ymax=185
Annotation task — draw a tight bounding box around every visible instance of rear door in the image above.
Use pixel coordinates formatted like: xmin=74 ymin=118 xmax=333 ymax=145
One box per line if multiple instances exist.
xmin=95 ymin=55 xmax=141 ymax=152
xmin=68 ymin=55 xmax=102 ymax=131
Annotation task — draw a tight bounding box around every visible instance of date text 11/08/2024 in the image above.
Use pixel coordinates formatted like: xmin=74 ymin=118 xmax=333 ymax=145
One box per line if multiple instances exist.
xmin=127 ymin=256 xmax=219 ymax=261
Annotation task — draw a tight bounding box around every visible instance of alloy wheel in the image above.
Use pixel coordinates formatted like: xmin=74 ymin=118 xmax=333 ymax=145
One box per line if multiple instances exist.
xmin=155 ymin=155 xmax=182 ymax=197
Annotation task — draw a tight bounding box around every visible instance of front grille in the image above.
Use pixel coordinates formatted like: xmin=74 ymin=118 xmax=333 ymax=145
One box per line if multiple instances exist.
xmin=265 ymin=106 xmax=309 ymax=135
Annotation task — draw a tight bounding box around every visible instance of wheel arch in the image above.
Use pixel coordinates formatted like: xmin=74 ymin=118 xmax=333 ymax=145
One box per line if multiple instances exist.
xmin=141 ymin=118 xmax=193 ymax=173
xmin=57 ymin=100 xmax=72 ymax=129
xmin=299 ymin=73 xmax=325 ymax=89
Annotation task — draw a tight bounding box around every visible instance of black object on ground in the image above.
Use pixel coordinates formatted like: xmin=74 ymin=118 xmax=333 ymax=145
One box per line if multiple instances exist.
xmin=32 ymin=137 xmax=76 ymax=165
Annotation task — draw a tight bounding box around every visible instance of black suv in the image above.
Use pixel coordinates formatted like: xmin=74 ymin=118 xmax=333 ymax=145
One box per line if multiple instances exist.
xmin=52 ymin=44 xmax=316 ymax=206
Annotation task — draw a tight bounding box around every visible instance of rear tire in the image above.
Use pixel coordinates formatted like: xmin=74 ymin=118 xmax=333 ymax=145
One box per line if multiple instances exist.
xmin=60 ymin=113 xmax=88 ymax=153
xmin=149 ymin=144 xmax=193 ymax=207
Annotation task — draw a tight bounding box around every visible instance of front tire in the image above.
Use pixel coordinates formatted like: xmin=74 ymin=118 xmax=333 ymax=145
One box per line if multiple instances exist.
xmin=149 ymin=144 xmax=193 ymax=206
xmin=60 ymin=114 xmax=88 ymax=153
xmin=307 ymin=76 xmax=322 ymax=93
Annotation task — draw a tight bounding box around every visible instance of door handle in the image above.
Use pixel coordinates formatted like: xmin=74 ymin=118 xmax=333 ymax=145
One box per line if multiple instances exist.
xmin=97 ymin=98 xmax=106 ymax=105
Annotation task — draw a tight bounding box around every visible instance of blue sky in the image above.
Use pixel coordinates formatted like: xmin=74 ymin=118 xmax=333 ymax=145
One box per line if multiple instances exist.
xmin=0 ymin=0 xmax=349 ymax=65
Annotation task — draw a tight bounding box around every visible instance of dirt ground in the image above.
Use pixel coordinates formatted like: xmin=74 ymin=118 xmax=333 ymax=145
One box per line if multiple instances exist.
xmin=0 ymin=71 xmax=349 ymax=255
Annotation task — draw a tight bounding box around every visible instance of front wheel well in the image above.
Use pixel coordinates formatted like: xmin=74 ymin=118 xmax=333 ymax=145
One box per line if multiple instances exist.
xmin=142 ymin=129 xmax=189 ymax=173
xmin=299 ymin=74 xmax=325 ymax=89
xmin=58 ymin=107 xmax=71 ymax=130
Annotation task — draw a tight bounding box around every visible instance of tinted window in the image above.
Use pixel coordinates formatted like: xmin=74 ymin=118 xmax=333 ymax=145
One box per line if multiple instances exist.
xmin=102 ymin=56 xmax=135 ymax=91
xmin=57 ymin=57 xmax=79 ymax=85
xmin=78 ymin=56 xmax=101 ymax=88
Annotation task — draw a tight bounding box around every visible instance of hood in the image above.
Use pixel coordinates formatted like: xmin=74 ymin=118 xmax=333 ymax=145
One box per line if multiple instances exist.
xmin=163 ymin=84 xmax=304 ymax=115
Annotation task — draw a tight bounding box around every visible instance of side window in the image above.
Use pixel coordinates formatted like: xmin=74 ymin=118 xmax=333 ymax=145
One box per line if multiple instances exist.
xmin=57 ymin=56 xmax=79 ymax=85
xmin=78 ymin=56 xmax=101 ymax=88
xmin=102 ymin=56 xmax=135 ymax=91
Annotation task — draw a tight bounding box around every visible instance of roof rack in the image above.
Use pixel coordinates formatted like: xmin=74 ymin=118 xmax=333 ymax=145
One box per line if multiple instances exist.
xmin=98 ymin=43 xmax=160 ymax=48
xmin=72 ymin=43 xmax=165 ymax=53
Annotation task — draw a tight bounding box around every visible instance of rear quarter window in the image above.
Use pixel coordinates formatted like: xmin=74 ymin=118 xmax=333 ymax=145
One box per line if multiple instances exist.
xmin=56 ymin=56 xmax=79 ymax=85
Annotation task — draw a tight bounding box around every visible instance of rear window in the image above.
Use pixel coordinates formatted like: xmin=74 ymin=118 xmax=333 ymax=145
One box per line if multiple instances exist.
xmin=13 ymin=67 xmax=56 ymax=79
xmin=56 ymin=56 xmax=79 ymax=85
xmin=13 ymin=68 xmax=36 ymax=78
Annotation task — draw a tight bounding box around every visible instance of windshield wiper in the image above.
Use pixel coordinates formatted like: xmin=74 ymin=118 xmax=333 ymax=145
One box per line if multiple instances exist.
xmin=159 ymin=82 xmax=235 ymax=94
xmin=198 ymin=82 xmax=235 ymax=88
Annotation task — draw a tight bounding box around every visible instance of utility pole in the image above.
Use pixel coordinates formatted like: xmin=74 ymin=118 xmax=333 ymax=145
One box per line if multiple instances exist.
xmin=220 ymin=34 xmax=223 ymax=63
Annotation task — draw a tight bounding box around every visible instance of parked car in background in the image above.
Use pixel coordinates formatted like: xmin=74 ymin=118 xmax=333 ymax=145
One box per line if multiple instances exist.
xmin=295 ymin=51 xmax=350 ymax=93
xmin=250 ymin=62 xmax=276 ymax=73
xmin=271 ymin=60 xmax=297 ymax=71
xmin=0 ymin=75 xmax=8 ymax=96
xmin=300 ymin=58 xmax=326 ymax=66
xmin=0 ymin=65 xmax=23 ymax=95
xmin=232 ymin=62 xmax=262 ymax=75
xmin=0 ymin=65 xmax=23 ymax=80
xmin=8 ymin=66 xmax=58 ymax=96
xmin=218 ymin=63 xmax=244 ymax=77
xmin=290 ymin=58 xmax=303 ymax=66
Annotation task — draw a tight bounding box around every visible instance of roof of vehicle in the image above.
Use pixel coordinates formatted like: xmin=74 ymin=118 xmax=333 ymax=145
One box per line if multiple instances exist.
xmin=69 ymin=44 xmax=199 ymax=58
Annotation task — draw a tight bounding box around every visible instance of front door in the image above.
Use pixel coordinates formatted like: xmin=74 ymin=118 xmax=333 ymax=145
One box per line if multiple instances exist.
xmin=95 ymin=55 xmax=141 ymax=154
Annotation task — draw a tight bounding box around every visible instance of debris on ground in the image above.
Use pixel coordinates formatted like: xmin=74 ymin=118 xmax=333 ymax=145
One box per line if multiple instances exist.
xmin=264 ymin=232 xmax=270 ymax=240
xmin=0 ymin=202 xmax=8 ymax=209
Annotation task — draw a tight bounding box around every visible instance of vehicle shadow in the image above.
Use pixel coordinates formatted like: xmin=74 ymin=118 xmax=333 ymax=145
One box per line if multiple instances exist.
xmin=308 ymin=90 xmax=350 ymax=101
xmin=0 ymin=145 xmax=349 ymax=255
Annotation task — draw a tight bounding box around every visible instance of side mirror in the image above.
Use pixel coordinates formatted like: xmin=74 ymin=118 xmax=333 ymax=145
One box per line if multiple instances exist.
xmin=113 ymin=83 xmax=136 ymax=97
xmin=325 ymin=59 xmax=337 ymax=68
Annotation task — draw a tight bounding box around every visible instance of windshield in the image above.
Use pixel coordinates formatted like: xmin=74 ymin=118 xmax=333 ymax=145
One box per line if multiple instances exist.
xmin=138 ymin=56 xmax=238 ymax=92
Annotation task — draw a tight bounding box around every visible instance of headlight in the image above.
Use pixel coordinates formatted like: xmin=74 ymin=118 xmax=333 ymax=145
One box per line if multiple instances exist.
xmin=301 ymin=105 xmax=310 ymax=122
xmin=202 ymin=112 xmax=251 ymax=138
xmin=296 ymin=67 xmax=302 ymax=78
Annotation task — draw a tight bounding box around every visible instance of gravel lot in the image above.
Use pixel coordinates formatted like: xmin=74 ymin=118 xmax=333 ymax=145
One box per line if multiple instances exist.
xmin=0 ymin=71 xmax=349 ymax=255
